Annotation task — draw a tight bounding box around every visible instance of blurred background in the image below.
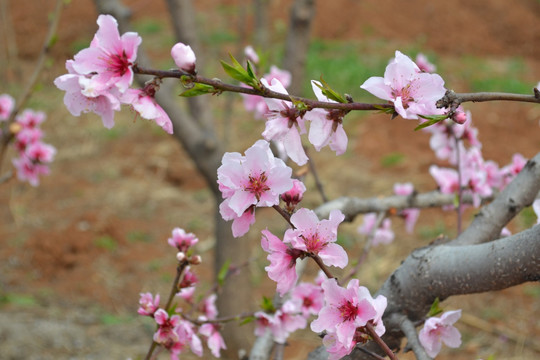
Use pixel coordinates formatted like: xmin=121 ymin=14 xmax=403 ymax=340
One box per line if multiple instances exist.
xmin=0 ymin=0 xmax=539 ymax=359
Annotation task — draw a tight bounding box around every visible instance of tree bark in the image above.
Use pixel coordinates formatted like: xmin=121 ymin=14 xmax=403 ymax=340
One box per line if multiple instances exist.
xmin=283 ymin=0 xmax=316 ymax=95
xmin=253 ymin=0 xmax=270 ymax=49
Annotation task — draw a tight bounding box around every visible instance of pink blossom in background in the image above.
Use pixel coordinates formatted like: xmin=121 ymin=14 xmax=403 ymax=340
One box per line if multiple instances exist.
xmin=200 ymin=294 xmax=218 ymax=320
xmin=217 ymin=140 xmax=293 ymax=230
xmin=308 ymin=80 xmax=348 ymax=155
xmin=12 ymin=156 xmax=50 ymax=187
xmin=284 ymin=208 xmax=348 ymax=268
xmin=0 ymin=94 xmax=15 ymax=121
xmin=179 ymin=268 xmax=198 ymax=289
xmin=415 ymin=53 xmax=436 ymax=73
xmin=261 ymin=229 xmax=301 ymax=295
xmin=199 ymin=323 xmax=226 ymax=357
xmin=171 ymin=42 xmax=196 ymax=73
xmin=176 ymin=286 xmax=196 ymax=303
xmin=15 ymin=109 xmax=46 ymax=128
xmin=429 ymin=165 xmax=460 ymax=194
xmin=419 ymin=310 xmax=462 ymax=358
xmin=120 ymin=87 xmax=173 ymax=134
xmin=290 ymin=282 xmax=324 ymax=317
xmin=14 ymin=128 xmax=43 ymax=153
xmin=500 ymin=153 xmax=527 ymax=187
xmin=260 ymin=78 xmax=308 ymax=165
xmin=167 ymin=227 xmax=199 ymax=252
xmin=280 ymin=179 xmax=306 ymax=212
xmin=244 ymin=45 xmax=260 ymax=64
xmin=137 ymin=292 xmax=160 ymax=316
xmin=393 ymin=182 xmax=420 ymax=233
xmin=361 ymin=50 xmax=447 ymax=120
xmin=71 ymin=15 xmax=141 ymax=93
xmin=357 ymin=213 xmax=395 ymax=246
xmin=25 ymin=142 xmax=56 ymax=164
xmin=272 ymin=300 xmax=308 ymax=343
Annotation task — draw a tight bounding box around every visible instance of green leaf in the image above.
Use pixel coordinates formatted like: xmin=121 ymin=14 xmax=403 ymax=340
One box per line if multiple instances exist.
xmin=414 ymin=114 xmax=449 ymax=131
xmin=260 ymin=296 xmax=275 ymax=313
xmin=427 ymin=297 xmax=443 ymax=317
xmin=179 ymin=83 xmax=217 ymax=97
xmin=373 ymin=104 xmax=395 ymax=114
xmin=315 ymin=76 xmax=346 ymax=103
xmin=47 ymin=34 xmax=58 ymax=49
xmin=239 ymin=316 xmax=255 ymax=325
xmin=291 ymin=98 xmax=308 ymax=112
xmin=220 ymin=60 xmax=252 ymax=84
xmin=217 ymin=259 xmax=231 ymax=287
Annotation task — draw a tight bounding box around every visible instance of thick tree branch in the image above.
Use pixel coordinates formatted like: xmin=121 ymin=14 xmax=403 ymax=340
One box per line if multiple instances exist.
xmin=392 ymin=314 xmax=431 ymax=360
xmin=450 ymin=152 xmax=540 ymax=246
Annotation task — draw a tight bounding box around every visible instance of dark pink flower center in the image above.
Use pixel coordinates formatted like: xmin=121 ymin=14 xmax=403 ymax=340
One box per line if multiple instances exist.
xmin=338 ymin=300 xmax=359 ymax=322
xmin=303 ymin=297 xmax=313 ymax=308
xmin=107 ymin=50 xmax=131 ymax=76
xmin=245 ymin=172 xmax=270 ymax=201
xmin=302 ymin=233 xmax=325 ymax=253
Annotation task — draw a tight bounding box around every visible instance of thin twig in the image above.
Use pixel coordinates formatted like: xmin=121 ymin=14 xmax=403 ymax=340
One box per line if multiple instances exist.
xmin=437 ymin=90 xmax=540 ymax=108
xmin=272 ymin=204 xmax=295 ymax=228
xmin=357 ymin=346 xmax=387 ymax=360
xmin=365 ymin=322 xmax=399 ymax=360
xmin=309 ymin=254 xmax=335 ymax=281
xmin=0 ymin=0 xmax=64 ymax=170
xmin=306 ymin=148 xmax=328 ymax=203
xmin=455 ymin=135 xmax=463 ymax=235
xmin=343 ymin=211 xmax=386 ymax=282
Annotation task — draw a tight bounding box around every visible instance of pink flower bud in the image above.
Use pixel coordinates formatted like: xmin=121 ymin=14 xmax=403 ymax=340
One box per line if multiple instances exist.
xmin=244 ymin=45 xmax=259 ymax=64
xmin=452 ymin=111 xmax=467 ymax=124
xmin=171 ymin=42 xmax=196 ymax=73
xmin=281 ymin=179 xmax=306 ymax=212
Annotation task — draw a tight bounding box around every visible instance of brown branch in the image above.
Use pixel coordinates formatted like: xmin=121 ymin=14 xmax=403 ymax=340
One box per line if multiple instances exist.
xmin=437 ymin=89 xmax=540 ymax=109
xmin=365 ymin=322 xmax=398 ymax=360
xmin=133 ymin=65 xmax=393 ymax=112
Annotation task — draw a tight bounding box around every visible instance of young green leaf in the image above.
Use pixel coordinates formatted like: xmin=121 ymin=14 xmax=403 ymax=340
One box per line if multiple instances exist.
xmin=317 ymin=76 xmax=346 ymax=103
xmin=414 ymin=114 xmax=449 ymax=131
xmin=427 ymin=297 xmax=444 ymax=317
xmin=217 ymin=259 xmax=231 ymax=287
xmin=179 ymin=83 xmax=217 ymax=97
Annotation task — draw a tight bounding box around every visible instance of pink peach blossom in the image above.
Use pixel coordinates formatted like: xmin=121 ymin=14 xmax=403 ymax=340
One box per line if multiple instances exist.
xmin=361 ymin=50 xmax=446 ymax=120
xmin=171 ymin=42 xmax=196 ymax=73
xmin=419 ymin=310 xmax=462 ymax=358
xmin=0 ymin=94 xmax=15 ymax=121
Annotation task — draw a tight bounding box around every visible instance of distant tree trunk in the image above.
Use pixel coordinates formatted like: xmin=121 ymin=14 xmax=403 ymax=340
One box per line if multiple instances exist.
xmin=283 ymin=0 xmax=316 ymax=95
xmin=94 ymin=0 xmax=254 ymax=357
xmin=253 ymin=0 xmax=270 ymax=49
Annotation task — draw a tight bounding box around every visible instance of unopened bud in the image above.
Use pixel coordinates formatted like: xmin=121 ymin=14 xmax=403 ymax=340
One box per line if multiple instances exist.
xmin=190 ymin=255 xmax=202 ymax=265
xmin=171 ymin=42 xmax=196 ymax=73
xmin=281 ymin=179 xmax=306 ymax=212
xmin=451 ymin=111 xmax=467 ymax=125
xmin=176 ymin=251 xmax=186 ymax=262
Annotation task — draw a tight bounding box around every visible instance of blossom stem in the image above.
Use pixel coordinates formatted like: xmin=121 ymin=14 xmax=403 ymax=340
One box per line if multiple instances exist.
xmin=144 ymin=260 xmax=189 ymax=360
xmin=272 ymin=204 xmax=295 ymax=228
xmin=365 ymin=322 xmax=399 ymax=360
xmin=357 ymin=347 xmax=387 ymax=360
xmin=309 ymin=254 xmax=336 ymax=281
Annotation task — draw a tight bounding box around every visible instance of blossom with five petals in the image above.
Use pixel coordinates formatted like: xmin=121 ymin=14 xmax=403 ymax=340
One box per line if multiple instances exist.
xmin=419 ymin=310 xmax=462 ymax=358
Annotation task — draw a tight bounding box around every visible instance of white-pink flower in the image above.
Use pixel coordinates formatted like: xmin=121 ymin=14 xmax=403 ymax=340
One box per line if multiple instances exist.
xmin=419 ymin=310 xmax=462 ymax=358
xmin=244 ymin=45 xmax=260 ymax=65
xmin=261 ymin=78 xmax=308 ymax=165
xmin=121 ymin=87 xmax=173 ymax=134
xmin=361 ymin=50 xmax=446 ymax=120
xmin=284 ymin=208 xmax=348 ymax=268
xmin=311 ymin=278 xmax=386 ymax=348
xmin=357 ymin=213 xmax=395 ymax=246
xmin=415 ymin=53 xmax=436 ymax=73
xmin=171 ymin=42 xmax=196 ymax=73
xmin=167 ymin=227 xmax=198 ymax=252
xmin=393 ymin=182 xmax=420 ymax=233
xmin=0 ymin=94 xmax=15 ymax=121
xmin=290 ymin=282 xmax=324 ymax=317
xmin=217 ymin=139 xmax=293 ymax=223
xmin=308 ymin=81 xmax=348 ymax=155
xmin=154 ymin=309 xmax=182 ymax=344
xmin=54 ymin=60 xmax=121 ymax=129
xmin=71 ymin=14 xmax=141 ymax=93
xmin=261 ymin=229 xmax=302 ymax=295
xmin=199 ymin=323 xmax=226 ymax=357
